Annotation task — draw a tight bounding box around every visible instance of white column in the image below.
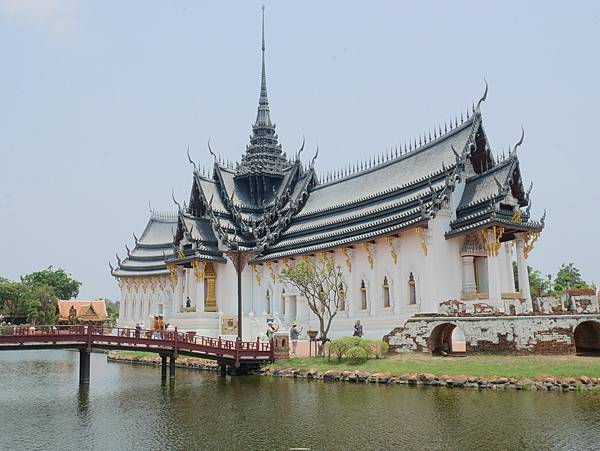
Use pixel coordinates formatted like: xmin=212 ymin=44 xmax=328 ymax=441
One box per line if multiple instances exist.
xmin=461 ymin=256 xmax=477 ymax=294
xmin=515 ymin=233 xmax=532 ymax=311
xmin=370 ymin=243 xmax=380 ymax=318
xmin=119 ymin=287 xmax=126 ymax=319
xmin=423 ymin=228 xmax=435 ymax=310
xmin=505 ymin=242 xmax=516 ymax=292
xmin=486 ymin=229 xmax=502 ymax=303
xmin=175 ymin=268 xmax=184 ymax=313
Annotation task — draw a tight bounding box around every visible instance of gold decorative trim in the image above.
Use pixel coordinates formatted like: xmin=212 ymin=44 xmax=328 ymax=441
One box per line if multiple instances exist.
xmin=192 ymin=260 xmax=205 ymax=283
xmin=501 ymin=292 xmax=523 ymax=300
xmin=461 ymin=292 xmax=489 ymax=300
xmin=512 ymin=210 xmax=522 ymax=223
xmin=523 ymin=231 xmax=540 ymax=259
xmin=362 ymin=242 xmax=374 ymax=269
xmin=266 ymin=261 xmax=276 ymax=283
xmin=386 ymin=236 xmax=398 ymax=265
xmin=416 ymin=227 xmax=428 ymax=256
xmin=167 ymin=264 xmax=178 ymax=290
xmin=341 ymin=247 xmax=352 ymax=273
xmin=252 ymin=265 xmax=262 ymax=286
xmin=481 ymin=226 xmax=505 ymax=257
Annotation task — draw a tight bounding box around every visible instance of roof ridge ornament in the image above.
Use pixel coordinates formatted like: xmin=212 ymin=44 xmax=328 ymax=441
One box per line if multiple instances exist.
xmin=186 ymin=145 xmax=198 ymax=173
xmin=475 ymin=78 xmax=488 ymax=114
xmin=171 ymin=189 xmax=182 ymax=212
xmin=510 ymin=125 xmax=525 ymax=157
xmin=310 ymin=145 xmax=319 ymax=168
xmin=207 ymin=138 xmax=217 ymax=163
xmin=296 ymin=136 xmax=305 ymax=160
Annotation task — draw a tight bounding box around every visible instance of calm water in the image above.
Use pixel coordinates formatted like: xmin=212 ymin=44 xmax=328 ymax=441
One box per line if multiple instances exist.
xmin=1 ymin=351 xmax=600 ymax=450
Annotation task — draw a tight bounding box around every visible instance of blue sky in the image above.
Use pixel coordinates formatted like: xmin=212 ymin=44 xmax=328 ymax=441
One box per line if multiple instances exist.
xmin=0 ymin=1 xmax=598 ymax=300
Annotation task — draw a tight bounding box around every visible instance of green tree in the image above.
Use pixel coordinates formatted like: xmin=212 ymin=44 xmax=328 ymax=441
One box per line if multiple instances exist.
xmin=0 ymin=280 xmax=33 ymax=322
xmin=31 ymin=285 xmax=58 ymax=325
xmin=21 ymin=266 xmax=81 ymax=300
xmin=513 ymin=262 xmax=549 ymax=296
xmin=100 ymin=298 xmax=120 ymax=326
xmin=553 ymin=263 xmax=589 ymax=293
xmin=279 ymin=254 xmax=347 ymax=354
xmin=27 ymin=299 xmax=43 ymax=325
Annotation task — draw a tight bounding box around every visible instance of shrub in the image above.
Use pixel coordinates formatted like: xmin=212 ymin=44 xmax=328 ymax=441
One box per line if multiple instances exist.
xmin=0 ymin=326 xmax=12 ymax=336
xmin=369 ymin=340 xmax=390 ymax=359
xmin=330 ymin=336 xmax=364 ymax=362
xmin=346 ymin=346 xmax=368 ymax=364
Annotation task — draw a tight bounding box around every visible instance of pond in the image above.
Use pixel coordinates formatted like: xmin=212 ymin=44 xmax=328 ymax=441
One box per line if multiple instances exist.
xmin=1 ymin=350 xmax=599 ymax=450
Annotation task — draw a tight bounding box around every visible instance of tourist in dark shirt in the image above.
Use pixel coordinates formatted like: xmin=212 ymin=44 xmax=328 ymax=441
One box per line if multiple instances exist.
xmin=353 ymin=320 xmax=363 ymax=337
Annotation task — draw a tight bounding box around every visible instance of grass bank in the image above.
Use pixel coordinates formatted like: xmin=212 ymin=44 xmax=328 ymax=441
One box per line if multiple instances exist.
xmin=107 ymin=351 xmax=216 ymax=370
xmin=268 ymin=354 xmax=600 ymax=380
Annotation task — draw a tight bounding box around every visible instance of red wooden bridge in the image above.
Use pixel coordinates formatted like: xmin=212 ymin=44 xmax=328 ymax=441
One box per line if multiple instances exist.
xmin=0 ymin=325 xmax=273 ymax=383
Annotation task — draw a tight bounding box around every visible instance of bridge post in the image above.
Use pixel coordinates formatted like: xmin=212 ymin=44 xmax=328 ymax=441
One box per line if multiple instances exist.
xmin=79 ymin=349 xmax=90 ymax=384
xmin=169 ymin=354 xmax=176 ymax=379
xmin=161 ymin=354 xmax=167 ymax=381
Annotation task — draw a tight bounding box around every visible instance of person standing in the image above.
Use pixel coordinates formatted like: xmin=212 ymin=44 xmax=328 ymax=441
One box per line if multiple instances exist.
xmin=289 ymin=322 xmax=303 ymax=357
xmin=353 ymin=320 xmax=364 ymax=338
xmin=266 ymin=320 xmax=278 ymax=341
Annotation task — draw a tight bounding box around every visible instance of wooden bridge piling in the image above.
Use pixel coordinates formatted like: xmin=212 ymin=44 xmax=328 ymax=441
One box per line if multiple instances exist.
xmin=161 ymin=354 xmax=167 ymax=381
xmin=169 ymin=354 xmax=176 ymax=379
xmin=79 ymin=349 xmax=90 ymax=384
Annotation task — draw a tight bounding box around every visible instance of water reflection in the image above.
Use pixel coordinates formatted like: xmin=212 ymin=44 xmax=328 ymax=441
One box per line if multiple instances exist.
xmin=1 ymin=350 xmax=600 ymax=451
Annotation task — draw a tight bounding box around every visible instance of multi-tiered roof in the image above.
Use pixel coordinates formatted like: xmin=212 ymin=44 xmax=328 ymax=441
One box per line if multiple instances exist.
xmin=112 ymin=12 xmax=544 ymax=279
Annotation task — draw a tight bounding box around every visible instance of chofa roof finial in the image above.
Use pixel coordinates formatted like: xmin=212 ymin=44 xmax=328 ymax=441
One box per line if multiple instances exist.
xmin=207 ymin=138 xmax=217 ymax=162
xmin=171 ymin=188 xmax=182 ymax=211
xmin=186 ymin=145 xmax=198 ymax=173
xmin=296 ymin=135 xmax=305 ymax=160
xmin=510 ymin=125 xmax=525 ymax=156
xmin=476 ymin=78 xmax=488 ymax=113
xmin=310 ymin=144 xmax=319 ymax=167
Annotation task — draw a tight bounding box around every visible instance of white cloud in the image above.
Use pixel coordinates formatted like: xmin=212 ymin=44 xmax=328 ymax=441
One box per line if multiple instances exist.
xmin=0 ymin=0 xmax=82 ymax=33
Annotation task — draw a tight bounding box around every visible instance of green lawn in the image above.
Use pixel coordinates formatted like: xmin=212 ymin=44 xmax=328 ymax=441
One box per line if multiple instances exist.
xmin=268 ymin=354 xmax=600 ymax=380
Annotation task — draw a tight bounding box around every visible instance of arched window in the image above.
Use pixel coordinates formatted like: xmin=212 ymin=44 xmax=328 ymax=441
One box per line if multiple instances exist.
xmin=338 ymin=282 xmax=346 ymax=311
xmin=281 ymin=288 xmax=286 ymax=315
xmin=383 ymin=276 xmax=391 ymax=308
xmin=360 ymin=280 xmax=367 ymax=310
xmin=265 ymin=289 xmax=271 ymax=314
xmin=408 ymin=272 xmax=417 ymax=305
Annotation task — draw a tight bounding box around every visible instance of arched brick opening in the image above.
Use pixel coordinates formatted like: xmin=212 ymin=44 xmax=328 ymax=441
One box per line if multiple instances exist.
xmin=429 ymin=323 xmax=465 ymax=355
xmin=574 ymin=321 xmax=600 ymax=355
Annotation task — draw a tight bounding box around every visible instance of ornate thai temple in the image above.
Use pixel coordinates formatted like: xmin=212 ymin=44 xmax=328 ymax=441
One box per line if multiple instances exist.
xmin=111 ymin=10 xmax=545 ymax=340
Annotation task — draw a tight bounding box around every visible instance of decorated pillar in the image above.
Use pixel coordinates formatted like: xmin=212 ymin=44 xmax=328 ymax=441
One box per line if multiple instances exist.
xmin=515 ymin=233 xmax=532 ymax=311
xmin=485 ymin=228 xmax=502 ymax=303
xmin=461 ymin=256 xmax=477 ymax=294
xmin=202 ymin=262 xmax=217 ymax=312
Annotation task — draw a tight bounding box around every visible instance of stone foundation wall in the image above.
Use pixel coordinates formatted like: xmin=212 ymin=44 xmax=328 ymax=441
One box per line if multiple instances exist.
xmin=385 ymin=315 xmax=600 ymax=355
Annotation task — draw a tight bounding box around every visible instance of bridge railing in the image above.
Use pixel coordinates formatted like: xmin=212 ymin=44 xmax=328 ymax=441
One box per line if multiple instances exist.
xmin=0 ymin=324 xmax=88 ymax=336
xmin=0 ymin=324 xmax=273 ymax=361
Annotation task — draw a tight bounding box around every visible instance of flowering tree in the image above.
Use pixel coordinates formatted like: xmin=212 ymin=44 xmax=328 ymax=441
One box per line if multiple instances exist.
xmin=279 ymin=254 xmax=347 ymax=353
